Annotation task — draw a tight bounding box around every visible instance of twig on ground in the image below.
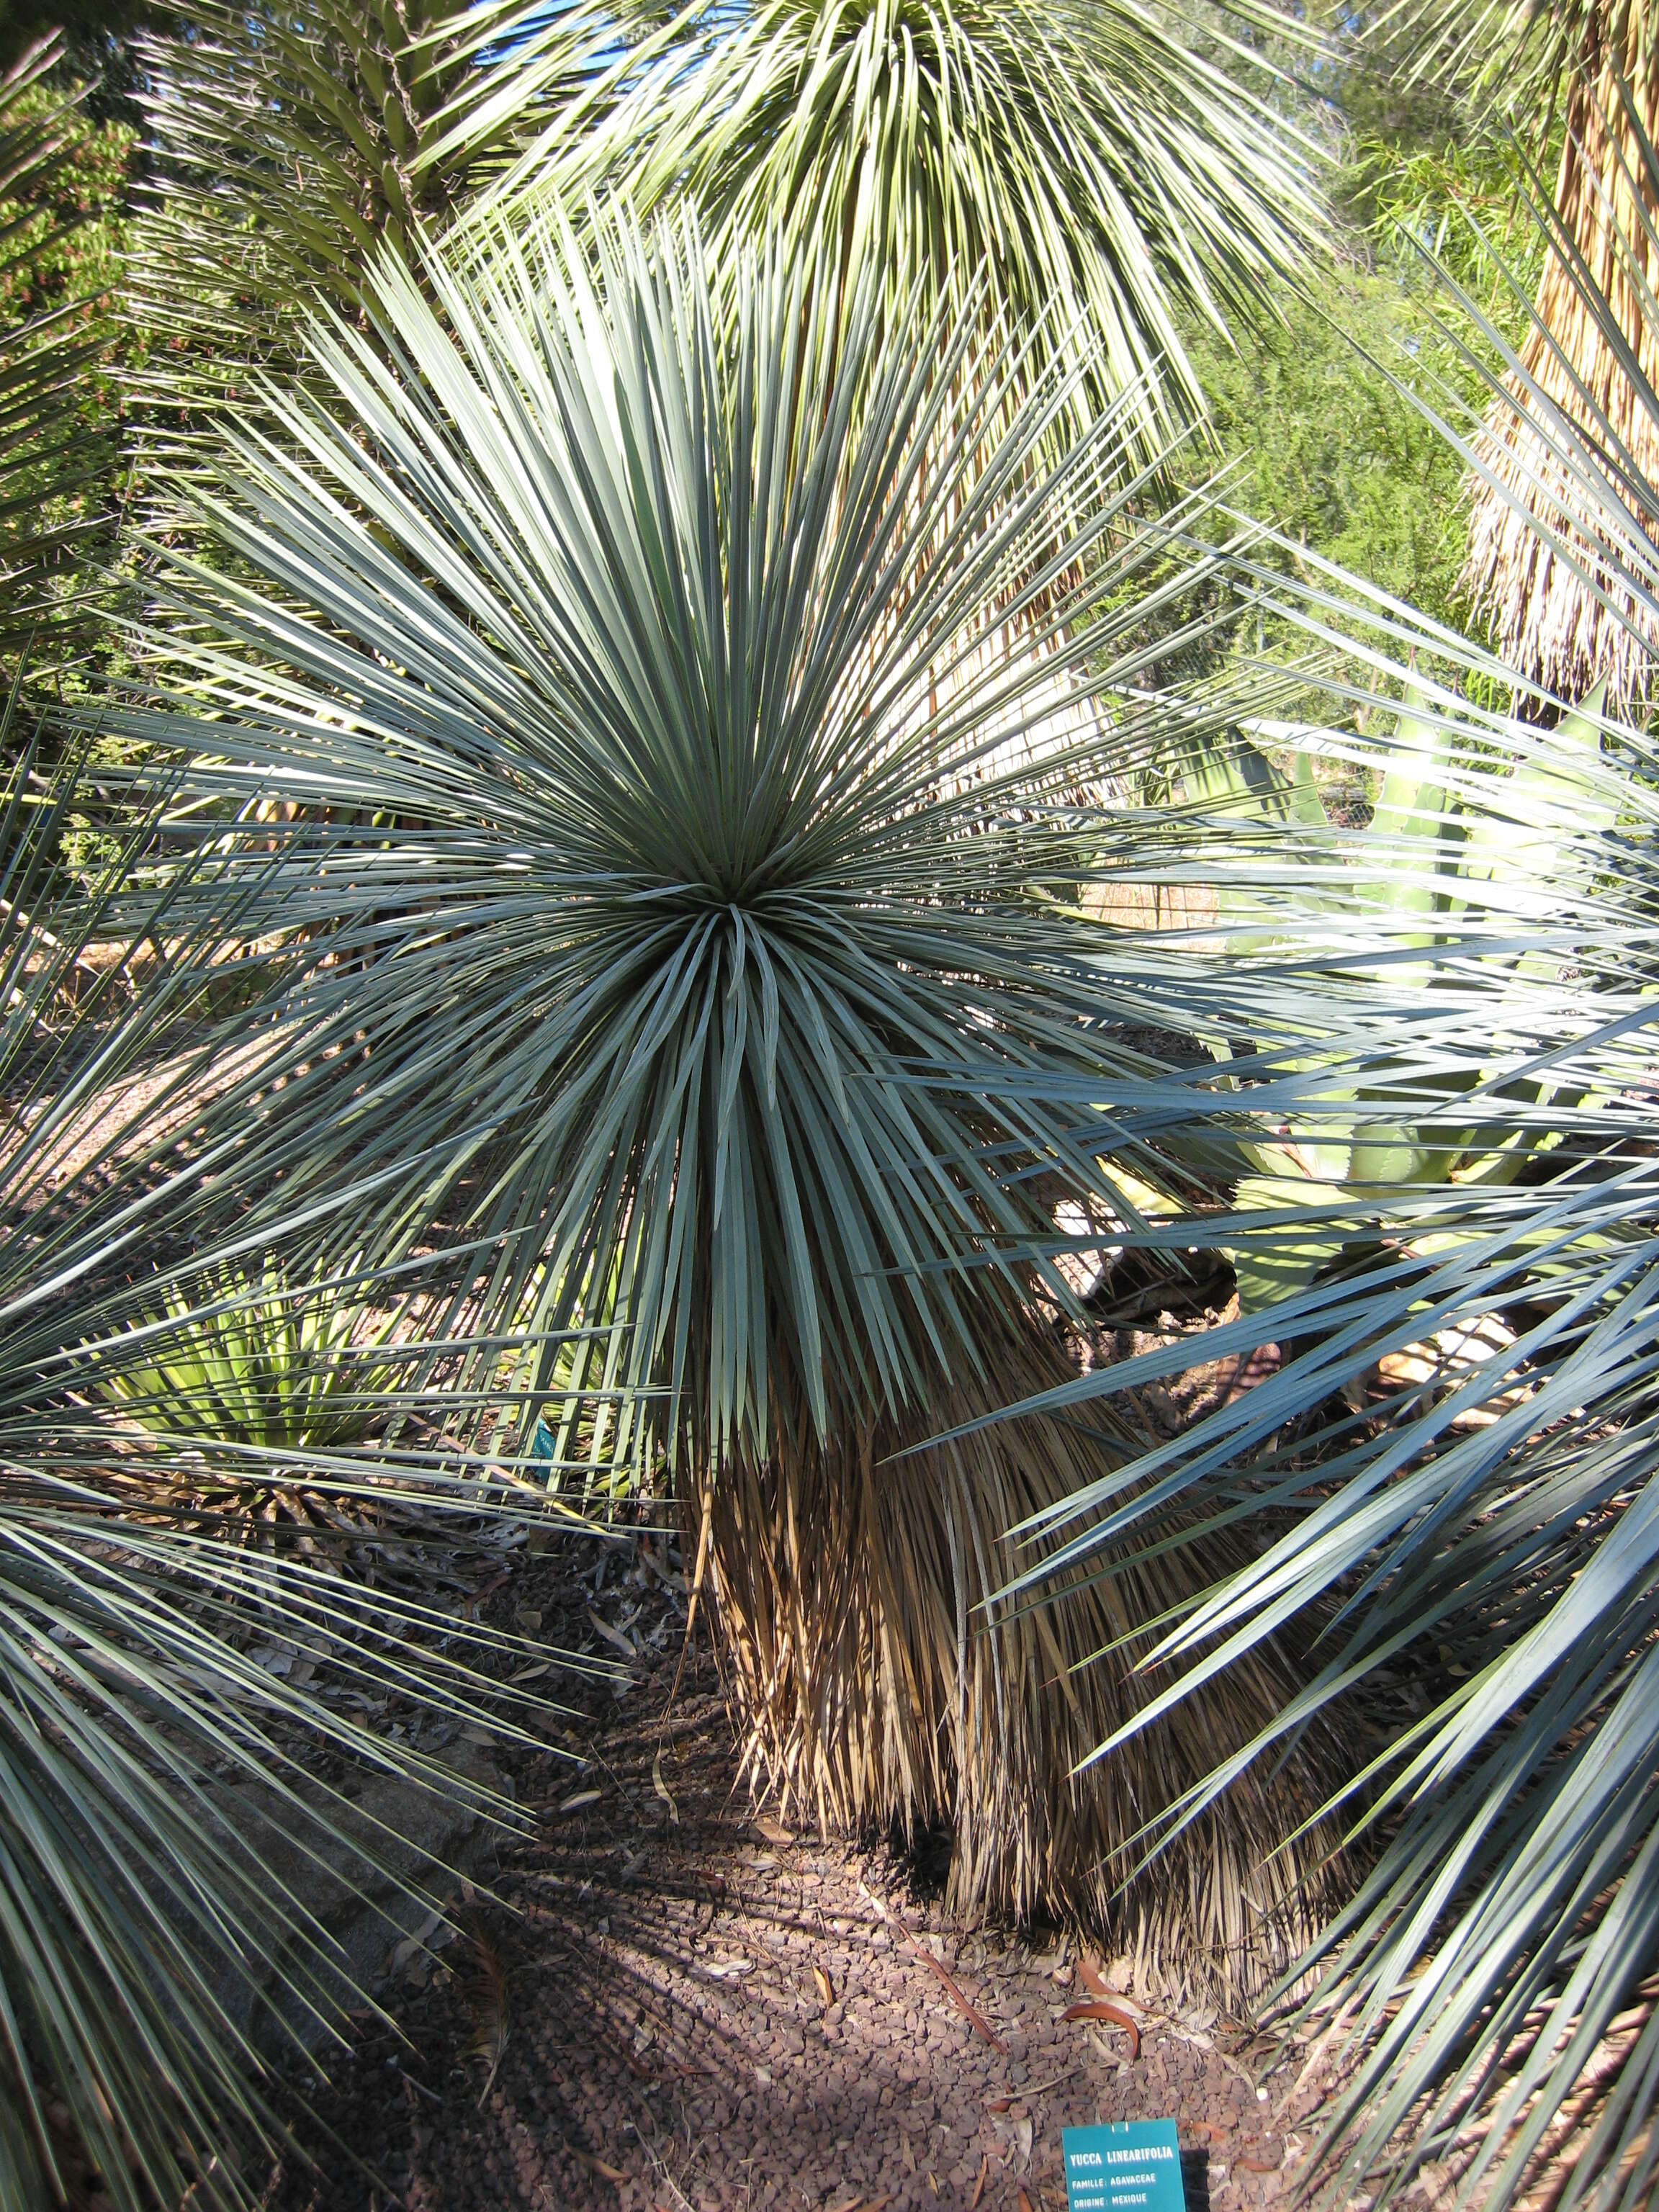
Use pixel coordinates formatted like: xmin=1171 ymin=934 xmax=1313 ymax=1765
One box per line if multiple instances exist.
xmin=858 ymin=1881 xmax=1007 ymax=2053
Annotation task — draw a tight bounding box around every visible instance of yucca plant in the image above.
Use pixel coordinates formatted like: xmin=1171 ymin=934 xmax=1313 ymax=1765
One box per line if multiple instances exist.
xmin=981 ymin=125 xmax=1659 ymax=2212
xmin=0 ymin=32 xmax=124 ymax=655
xmin=511 ymin=0 xmax=1329 ymax=456
xmin=0 ymin=37 xmax=617 ymax=2201
xmin=125 ymin=0 xmax=677 ymax=444
xmin=104 ymin=1251 xmax=404 ymax=1453
xmin=0 ymin=726 xmax=612 ymax=2211
xmin=1377 ymin=0 xmax=1659 ymax=703
xmin=104 ymin=201 xmax=1349 ymax=1986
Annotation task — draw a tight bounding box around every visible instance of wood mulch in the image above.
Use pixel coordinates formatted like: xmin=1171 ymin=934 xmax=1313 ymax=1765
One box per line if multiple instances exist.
xmin=261 ymin=1529 xmax=1337 ymax=2212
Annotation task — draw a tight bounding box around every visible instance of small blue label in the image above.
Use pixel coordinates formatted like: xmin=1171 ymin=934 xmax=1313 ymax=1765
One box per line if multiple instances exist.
xmin=1063 ymin=2120 xmax=1185 ymax=2212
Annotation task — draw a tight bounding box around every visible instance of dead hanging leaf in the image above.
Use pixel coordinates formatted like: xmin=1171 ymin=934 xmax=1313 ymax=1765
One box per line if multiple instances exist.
xmin=652 ymin=1748 xmax=678 ymax=1824
xmin=812 ymin=1963 xmax=835 ymax=2006
xmin=1063 ymin=1998 xmax=1141 ymax=2060
xmin=461 ymin=1930 xmax=510 ymax=2107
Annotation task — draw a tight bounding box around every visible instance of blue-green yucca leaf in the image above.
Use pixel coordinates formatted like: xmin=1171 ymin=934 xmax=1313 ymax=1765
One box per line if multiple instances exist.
xmin=112 ymin=199 xmax=1254 ymax=1470
xmin=0 ymin=737 xmax=611 ymax=2209
xmin=964 ymin=246 xmax=1659 ymax=2212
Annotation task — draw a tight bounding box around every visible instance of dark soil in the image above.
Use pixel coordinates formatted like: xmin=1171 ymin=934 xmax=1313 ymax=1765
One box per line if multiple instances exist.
xmin=257 ymin=1529 xmax=1335 ymax=2212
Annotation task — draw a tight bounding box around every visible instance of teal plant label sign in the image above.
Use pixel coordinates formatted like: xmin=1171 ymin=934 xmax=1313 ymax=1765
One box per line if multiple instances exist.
xmin=1062 ymin=2120 xmax=1185 ymax=2212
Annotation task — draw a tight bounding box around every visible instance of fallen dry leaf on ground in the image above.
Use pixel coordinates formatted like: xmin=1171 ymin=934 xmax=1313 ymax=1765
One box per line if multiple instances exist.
xmin=570 ymin=2147 xmax=629 ymax=2183
xmin=906 ymin=1933 xmax=1007 ymax=2052
xmin=651 ymin=1748 xmax=678 ymax=1823
xmin=461 ymin=1930 xmax=510 ymax=2108
xmin=588 ymin=1607 xmax=639 ymax=1660
xmin=812 ymin=1963 xmax=835 ymax=2005
xmin=1079 ymin=1956 xmax=1138 ymax=2009
xmin=1064 ymin=1999 xmax=1141 ymax=2061
xmin=1020 ymin=2066 xmax=1082 ymax=2100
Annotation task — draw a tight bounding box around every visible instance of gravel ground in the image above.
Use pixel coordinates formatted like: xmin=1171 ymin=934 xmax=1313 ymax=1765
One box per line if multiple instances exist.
xmin=259 ymin=1528 xmax=1336 ymax=2212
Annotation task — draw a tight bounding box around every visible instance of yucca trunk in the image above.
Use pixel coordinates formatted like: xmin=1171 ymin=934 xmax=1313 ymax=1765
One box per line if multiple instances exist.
xmin=696 ymin=1318 xmax=1337 ymax=2003
xmin=1464 ymin=13 xmax=1659 ymax=706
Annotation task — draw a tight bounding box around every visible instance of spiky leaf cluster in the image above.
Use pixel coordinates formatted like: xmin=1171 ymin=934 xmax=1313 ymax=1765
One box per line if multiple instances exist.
xmin=117 ymin=205 xmax=1244 ymax=1465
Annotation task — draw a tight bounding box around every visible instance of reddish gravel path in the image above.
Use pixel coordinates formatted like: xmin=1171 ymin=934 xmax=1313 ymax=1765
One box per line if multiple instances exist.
xmin=263 ymin=1533 xmax=1334 ymax=2212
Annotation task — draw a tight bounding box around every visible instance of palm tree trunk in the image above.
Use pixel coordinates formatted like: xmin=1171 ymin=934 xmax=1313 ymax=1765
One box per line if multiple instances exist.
xmin=1463 ymin=8 xmax=1659 ymax=707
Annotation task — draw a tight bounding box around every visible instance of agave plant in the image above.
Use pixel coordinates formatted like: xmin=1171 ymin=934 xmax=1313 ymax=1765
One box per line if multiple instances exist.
xmin=1160 ymin=680 xmax=1624 ymax=1316
xmin=979 ymin=123 xmax=1659 ymax=2212
xmin=488 ymin=0 xmax=1329 ymax=455
xmin=103 ymin=200 xmax=1352 ymax=1985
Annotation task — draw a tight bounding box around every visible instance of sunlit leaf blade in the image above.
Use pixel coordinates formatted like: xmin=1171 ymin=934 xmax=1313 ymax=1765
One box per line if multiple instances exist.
xmin=968 ymin=114 xmax=1659 ymax=2212
xmin=491 ymin=0 xmax=1331 ymax=456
